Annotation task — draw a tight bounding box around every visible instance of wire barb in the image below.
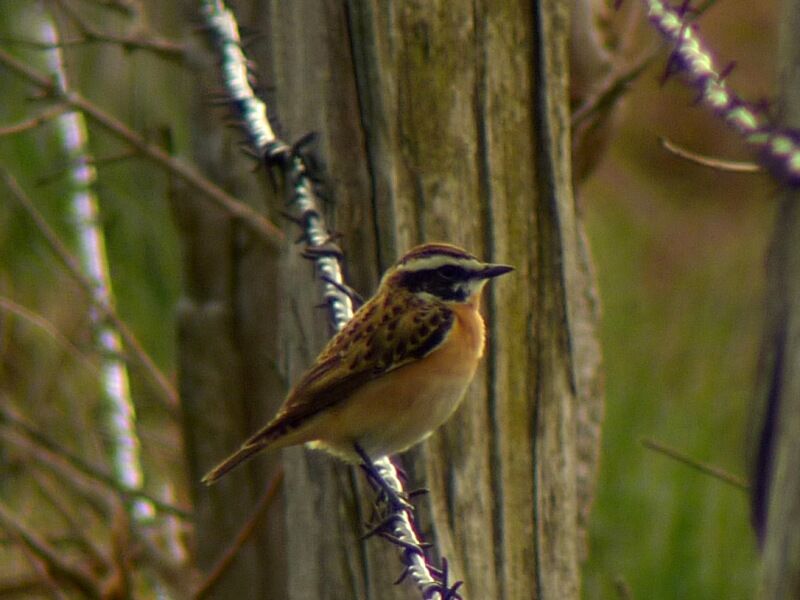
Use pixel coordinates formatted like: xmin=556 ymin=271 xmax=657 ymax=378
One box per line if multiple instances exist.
xmin=320 ymin=275 xmax=365 ymax=309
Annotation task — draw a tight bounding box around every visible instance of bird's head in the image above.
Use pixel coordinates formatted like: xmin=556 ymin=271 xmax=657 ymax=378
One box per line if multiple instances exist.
xmin=383 ymin=243 xmax=513 ymax=305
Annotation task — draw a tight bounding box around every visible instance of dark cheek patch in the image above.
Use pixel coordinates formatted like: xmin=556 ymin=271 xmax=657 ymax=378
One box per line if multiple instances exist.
xmin=398 ymin=269 xmax=470 ymax=301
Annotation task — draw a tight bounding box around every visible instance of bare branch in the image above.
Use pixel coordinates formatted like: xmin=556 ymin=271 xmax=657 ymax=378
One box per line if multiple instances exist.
xmin=193 ymin=468 xmax=285 ymax=599
xmin=13 ymin=538 xmax=69 ymax=600
xmin=30 ymin=470 xmax=110 ymax=573
xmin=660 ymin=137 xmax=762 ymax=173
xmin=75 ymin=0 xmax=142 ymax=17
xmin=52 ymin=0 xmax=187 ymax=59
xmin=572 ymin=46 xmax=656 ymax=128
xmin=36 ymin=150 xmax=139 ymax=187
xmin=0 ymin=46 xmax=284 ymax=248
xmin=0 ymin=104 xmax=67 ymax=136
xmin=0 ymin=402 xmax=192 ymax=519
xmin=23 ymin=445 xmax=117 ymax=520
xmin=0 ymin=576 xmax=53 ymax=599
xmin=641 ymin=437 xmax=750 ymax=491
xmin=644 ymin=0 xmax=800 ymax=185
xmin=0 ymin=295 xmax=98 ymax=374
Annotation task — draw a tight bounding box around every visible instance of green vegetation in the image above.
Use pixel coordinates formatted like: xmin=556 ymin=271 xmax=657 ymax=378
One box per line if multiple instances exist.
xmin=582 ymin=37 xmax=774 ymax=595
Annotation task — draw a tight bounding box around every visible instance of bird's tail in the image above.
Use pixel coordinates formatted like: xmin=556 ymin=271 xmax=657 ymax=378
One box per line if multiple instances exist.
xmin=202 ymin=415 xmax=311 ymax=484
xmin=201 ymin=440 xmax=269 ymax=485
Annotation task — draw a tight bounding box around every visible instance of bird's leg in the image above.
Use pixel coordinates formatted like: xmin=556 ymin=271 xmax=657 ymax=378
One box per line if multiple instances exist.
xmin=354 ymin=443 xmax=413 ymax=512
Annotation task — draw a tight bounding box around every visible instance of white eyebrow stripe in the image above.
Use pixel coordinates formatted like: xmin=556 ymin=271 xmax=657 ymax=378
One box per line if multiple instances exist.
xmin=397 ymin=256 xmax=483 ymax=272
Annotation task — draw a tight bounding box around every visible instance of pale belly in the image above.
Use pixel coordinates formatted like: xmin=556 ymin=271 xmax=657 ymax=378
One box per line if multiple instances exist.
xmin=306 ymin=367 xmax=473 ymax=461
xmin=304 ymin=304 xmax=484 ymax=461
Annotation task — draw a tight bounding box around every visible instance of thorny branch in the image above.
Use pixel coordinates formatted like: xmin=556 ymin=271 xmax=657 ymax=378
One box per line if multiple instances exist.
xmin=199 ymin=1 xmax=461 ymax=597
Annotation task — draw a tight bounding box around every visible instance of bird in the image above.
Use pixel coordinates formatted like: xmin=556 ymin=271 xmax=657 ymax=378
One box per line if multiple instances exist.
xmin=202 ymin=242 xmax=513 ymax=485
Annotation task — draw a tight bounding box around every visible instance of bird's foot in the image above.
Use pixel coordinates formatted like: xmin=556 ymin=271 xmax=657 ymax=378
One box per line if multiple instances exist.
xmin=354 ymin=444 xmax=413 ymax=513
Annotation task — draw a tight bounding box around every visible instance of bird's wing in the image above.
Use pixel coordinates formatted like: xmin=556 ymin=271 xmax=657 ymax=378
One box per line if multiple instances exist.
xmin=201 ymin=292 xmax=454 ymax=484
xmin=247 ymin=292 xmax=455 ymax=444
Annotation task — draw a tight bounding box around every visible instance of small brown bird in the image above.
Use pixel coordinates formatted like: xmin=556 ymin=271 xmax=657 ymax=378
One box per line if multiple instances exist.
xmin=203 ymin=242 xmax=512 ymax=484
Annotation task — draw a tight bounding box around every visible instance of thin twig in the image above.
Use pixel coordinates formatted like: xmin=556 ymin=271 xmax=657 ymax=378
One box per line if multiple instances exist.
xmin=13 ymin=535 xmax=69 ymax=600
xmin=1 ymin=170 xmax=180 ymax=414
xmin=199 ymin=3 xmax=454 ymax=597
xmin=0 ymin=499 xmax=100 ymax=598
xmin=0 ymin=576 xmax=51 ymax=598
xmin=644 ymin=0 xmax=800 ymax=184
xmin=693 ymin=0 xmax=722 ymax=17
xmin=0 ymin=295 xmax=98 ymax=374
xmin=0 ymin=104 xmax=67 ymax=136
xmin=0 ymin=46 xmax=283 ymax=247
xmin=572 ymin=44 xmax=657 ymax=127
xmin=641 ymin=437 xmax=750 ymax=491
xmin=193 ymin=468 xmax=285 ymax=599
xmin=660 ymin=137 xmax=762 ymax=172
xmin=83 ymin=0 xmax=141 ymax=17
xmin=30 ymin=470 xmax=110 ymax=572
xmin=53 ymin=0 xmax=187 ymax=59
xmin=24 ymin=447 xmax=116 ymax=520
xmin=572 ymin=0 xmax=721 ymax=129
xmin=36 ymin=150 xmax=139 ymax=187
xmin=614 ymin=575 xmax=633 ymax=600
xmin=0 ymin=402 xmax=192 ymax=519
xmin=0 ymin=36 xmax=158 ymax=51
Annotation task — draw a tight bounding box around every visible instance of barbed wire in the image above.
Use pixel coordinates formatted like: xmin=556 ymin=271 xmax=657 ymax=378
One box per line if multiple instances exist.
xmin=198 ymin=1 xmax=461 ymax=597
xmin=645 ymin=0 xmax=800 ymax=184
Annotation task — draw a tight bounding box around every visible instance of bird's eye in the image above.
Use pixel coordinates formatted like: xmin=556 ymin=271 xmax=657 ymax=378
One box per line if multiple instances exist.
xmin=438 ymin=265 xmax=460 ymax=280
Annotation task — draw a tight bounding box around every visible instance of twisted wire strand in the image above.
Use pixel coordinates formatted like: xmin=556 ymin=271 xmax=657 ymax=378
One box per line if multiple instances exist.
xmin=645 ymin=0 xmax=800 ymax=183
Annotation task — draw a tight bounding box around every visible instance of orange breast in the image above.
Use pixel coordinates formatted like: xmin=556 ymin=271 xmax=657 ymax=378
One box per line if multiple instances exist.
xmin=303 ymin=303 xmax=487 ymax=460
xmin=446 ymin=300 xmax=487 ymax=366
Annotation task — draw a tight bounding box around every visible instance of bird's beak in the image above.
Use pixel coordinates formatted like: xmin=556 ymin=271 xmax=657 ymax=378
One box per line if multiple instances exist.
xmin=479 ymin=263 xmax=514 ymax=279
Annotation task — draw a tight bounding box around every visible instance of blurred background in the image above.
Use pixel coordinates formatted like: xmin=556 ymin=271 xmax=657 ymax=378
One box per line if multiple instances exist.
xmin=0 ymin=0 xmax=780 ymax=597
xmin=582 ymin=1 xmax=777 ymax=597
